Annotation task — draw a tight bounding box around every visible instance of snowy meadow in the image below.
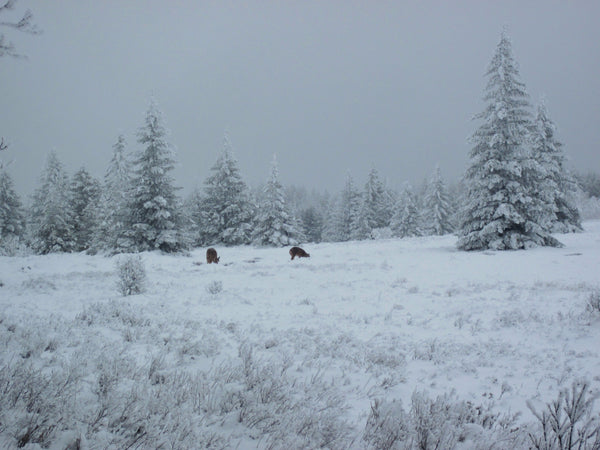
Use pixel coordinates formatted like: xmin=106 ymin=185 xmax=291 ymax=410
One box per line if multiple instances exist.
xmin=1 ymin=222 xmax=599 ymax=449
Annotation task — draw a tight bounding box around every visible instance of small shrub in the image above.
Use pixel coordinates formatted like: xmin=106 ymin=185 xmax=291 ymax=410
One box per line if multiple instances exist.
xmin=362 ymin=390 xmax=516 ymax=449
xmin=527 ymin=380 xmax=600 ymax=450
xmin=116 ymin=255 xmax=146 ymax=296
xmin=206 ymin=280 xmax=223 ymax=295
xmin=586 ymin=290 xmax=600 ymax=315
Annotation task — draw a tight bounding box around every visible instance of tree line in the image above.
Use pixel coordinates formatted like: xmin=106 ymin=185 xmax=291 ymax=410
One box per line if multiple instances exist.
xmin=0 ymin=100 xmax=459 ymax=256
xmin=0 ymin=32 xmax=593 ymax=256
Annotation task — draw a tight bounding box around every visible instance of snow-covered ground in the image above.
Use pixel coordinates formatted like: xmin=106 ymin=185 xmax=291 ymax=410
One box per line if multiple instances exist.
xmin=1 ymin=222 xmax=599 ymax=448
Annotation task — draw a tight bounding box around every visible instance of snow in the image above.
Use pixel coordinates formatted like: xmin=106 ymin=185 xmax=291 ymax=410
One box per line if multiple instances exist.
xmin=1 ymin=222 xmax=599 ymax=447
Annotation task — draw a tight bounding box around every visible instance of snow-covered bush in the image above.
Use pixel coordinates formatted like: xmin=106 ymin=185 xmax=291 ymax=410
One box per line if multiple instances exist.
xmin=236 ymin=344 xmax=352 ymax=448
xmin=362 ymin=390 xmax=524 ymax=449
xmin=206 ymin=280 xmax=223 ymax=295
xmin=0 ymin=360 xmax=80 ymax=448
xmin=587 ymin=290 xmax=600 ymax=315
xmin=527 ymin=380 xmax=600 ymax=450
xmin=116 ymin=255 xmax=146 ymax=296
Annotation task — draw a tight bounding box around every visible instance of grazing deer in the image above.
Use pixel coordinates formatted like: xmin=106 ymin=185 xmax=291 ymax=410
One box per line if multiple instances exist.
xmin=289 ymin=246 xmax=310 ymax=260
xmin=206 ymin=248 xmax=220 ymax=264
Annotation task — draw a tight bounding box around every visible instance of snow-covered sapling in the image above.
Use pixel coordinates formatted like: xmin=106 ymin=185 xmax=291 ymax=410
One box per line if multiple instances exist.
xmin=116 ymin=255 xmax=146 ymax=296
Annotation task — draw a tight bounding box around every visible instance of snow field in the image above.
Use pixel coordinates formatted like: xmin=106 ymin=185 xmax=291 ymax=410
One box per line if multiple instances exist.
xmin=1 ymin=222 xmax=599 ymax=448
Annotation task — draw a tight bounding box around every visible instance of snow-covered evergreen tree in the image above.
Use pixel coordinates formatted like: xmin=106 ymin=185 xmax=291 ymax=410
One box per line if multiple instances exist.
xmin=28 ymin=151 xmax=76 ymax=254
xmin=324 ymin=172 xmax=361 ymax=242
xmin=531 ymin=102 xmax=582 ymax=232
xmin=390 ymin=183 xmax=422 ymax=238
xmin=69 ymin=167 xmax=101 ymax=251
xmin=91 ymin=135 xmax=133 ymax=254
xmin=0 ymin=166 xmax=25 ymax=243
xmin=201 ymin=134 xmax=254 ymax=245
xmin=127 ymin=101 xmax=187 ymax=253
xmin=361 ymin=168 xmax=393 ymax=230
xmin=252 ymin=155 xmax=304 ymax=246
xmin=350 ymin=198 xmax=372 ymax=240
xmin=184 ymin=187 xmax=206 ymax=247
xmin=457 ymin=32 xmax=562 ymax=250
xmin=423 ymin=165 xmax=454 ymax=235
xmin=300 ymin=206 xmax=324 ymax=243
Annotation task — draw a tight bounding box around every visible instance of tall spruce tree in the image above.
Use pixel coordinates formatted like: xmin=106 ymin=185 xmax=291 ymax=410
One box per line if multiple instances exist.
xmin=28 ymin=151 xmax=76 ymax=254
xmin=252 ymin=155 xmax=304 ymax=246
xmin=201 ymin=134 xmax=254 ymax=245
xmin=423 ymin=165 xmax=454 ymax=235
xmin=532 ymin=102 xmax=582 ymax=232
xmin=184 ymin=187 xmax=207 ymax=247
xmin=324 ymin=172 xmax=360 ymax=242
xmin=0 ymin=166 xmax=25 ymax=245
xmin=362 ymin=168 xmax=389 ymax=230
xmin=127 ymin=100 xmax=186 ymax=252
xmin=91 ymin=134 xmax=133 ymax=253
xmin=0 ymin=147 xmax=25 ymax=246
xmin=457 ymin=32 xmax=561 ymax=250
xmin=390 ymin=183 xmax=422 ymax=238
xmin=69 ymin=167 xmax=101 ymax=251
xmin=350 ymin=198 xmax=372 ymax=241
xmin=300 ymin=206 xmax=324 ymax=243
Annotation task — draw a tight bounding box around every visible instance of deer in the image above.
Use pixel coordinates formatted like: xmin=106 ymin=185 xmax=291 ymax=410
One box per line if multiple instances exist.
xmin=206 ymin=248 xmax=220 ymax=264
xmin=289 ymin=246 xmax=310 ymax=260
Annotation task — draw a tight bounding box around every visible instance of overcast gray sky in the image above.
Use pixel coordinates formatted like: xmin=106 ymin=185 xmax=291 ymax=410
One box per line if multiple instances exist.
xmin=1 ymin=1 xmax=599 ymax=197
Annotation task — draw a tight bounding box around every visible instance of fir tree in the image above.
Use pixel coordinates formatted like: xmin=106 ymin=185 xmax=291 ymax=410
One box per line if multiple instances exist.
xmin=531 ymin=102 xmax=582 ymax=232
xmin=300 ymin=206 xmax=324 ymax=243
xmin=184 ymin=187 xmax=207 ymax=247
xmin=423 ymin=165 xmax=454 ymax=235
xmin=390 ymin=183 xmax=422 ymax=238
xmin=362 ymin=168 xmax=392 ymax=230
xmin=91 ymin=135 xmax=133 ymax=253
xmin=0 ymin=166 xmax=25 ymax=243
xmin=457 ymin=32 xmax=562 ymax=250
xmin=127 ymin=100 xmax=187 ymax=252
xmin=252 ymin=155 xmax=304 ymax=246
xmin=325 ymin=172 xmax=361 ymax=242
xmin=201 ymin=134 xmax=254 ymax=245
xmin=28 ymin=151 xmax=76 ymax=254
xmin=69 ymin=167 xmax=101 ymax=251
xmin=350 ymin=197 xmax=372 ymax=240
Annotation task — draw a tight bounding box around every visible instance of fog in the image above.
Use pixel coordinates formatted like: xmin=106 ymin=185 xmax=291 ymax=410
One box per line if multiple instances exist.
xmin=1 ymin=1 xmax=599 ymax=197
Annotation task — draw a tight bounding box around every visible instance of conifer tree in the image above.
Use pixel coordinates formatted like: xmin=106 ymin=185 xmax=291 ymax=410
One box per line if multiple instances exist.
xmin=201 ymin=134 xmax=254 ymax=245
xmin=69 ymin=167 xmax=101 ymax=251
xmin=184 ymin=187 xmax=207 ymax=247
xmin=325 ymin=172 xmax=360 ymax=242
xmin=423 ymin=165 xmax=454 ymax=235
xmin=28 ymin=151 xmax=76 ymax=254
xmin=127 ymin=100 xmax=187 ymax=252
xmin=252 ymin=155 xmax=304 ymax=246
xmin=0 ymin=166 xmax=25 ymax=243
xmin=91 ymin=135 xmax=133 ymax=253
xmin=300 ymin=206 xmax=324 ymax=243
xmin=390 ymin=183 xmax=422 ymax=238
xmin=457 ymin=32 xmax=561 ymax=250
xmin=362 ymin=168 xmax=392 ymax=230
xmin=531 ymin=102 xmax=582 ymax=232
xmin=350 ymin=197 xmax=372 ymax=240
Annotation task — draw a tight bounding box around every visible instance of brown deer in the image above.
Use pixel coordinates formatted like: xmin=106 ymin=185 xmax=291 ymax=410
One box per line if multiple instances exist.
xmin=289 ymin=246 xmax=310 ymax=260
xmin=206 ymin=248 xmax=220 ymax=264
